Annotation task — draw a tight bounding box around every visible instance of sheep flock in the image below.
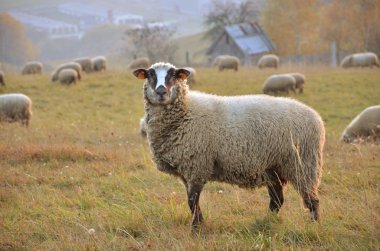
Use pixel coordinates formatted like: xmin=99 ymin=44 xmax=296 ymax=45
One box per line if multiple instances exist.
xmin=1 ymin=50 xmax=379 ymax=233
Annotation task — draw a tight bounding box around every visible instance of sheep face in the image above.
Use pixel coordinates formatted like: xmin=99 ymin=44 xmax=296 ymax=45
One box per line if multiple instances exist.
xmin=133 ymin=64 xmax=189 ymax=105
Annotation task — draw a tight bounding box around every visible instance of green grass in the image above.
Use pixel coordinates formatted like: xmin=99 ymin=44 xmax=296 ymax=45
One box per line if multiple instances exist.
xmin=0 ymin=67 xmax=379 ymax=250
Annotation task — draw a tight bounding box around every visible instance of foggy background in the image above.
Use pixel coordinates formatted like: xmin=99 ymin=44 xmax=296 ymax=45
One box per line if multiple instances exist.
xmin=0 ymin=0 xmax=379 ymax=69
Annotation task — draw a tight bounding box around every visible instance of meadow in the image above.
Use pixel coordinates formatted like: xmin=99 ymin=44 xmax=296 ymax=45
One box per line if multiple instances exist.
xmin=0 ymin=66 xmax=379 ymax=250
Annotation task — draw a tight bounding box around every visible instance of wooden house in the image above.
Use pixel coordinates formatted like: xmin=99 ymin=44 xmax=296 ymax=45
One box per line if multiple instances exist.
xmin=207 ymin=23 xmax=276 ymax=65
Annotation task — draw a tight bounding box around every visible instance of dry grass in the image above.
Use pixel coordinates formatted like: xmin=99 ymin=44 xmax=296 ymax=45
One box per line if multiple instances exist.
xmin=0 ymin=67 xmax=379 ymax=250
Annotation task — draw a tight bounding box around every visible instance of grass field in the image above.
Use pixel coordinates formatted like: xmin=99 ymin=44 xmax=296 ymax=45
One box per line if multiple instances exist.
xmin=0 ymin=67 xmax=379 ymax=250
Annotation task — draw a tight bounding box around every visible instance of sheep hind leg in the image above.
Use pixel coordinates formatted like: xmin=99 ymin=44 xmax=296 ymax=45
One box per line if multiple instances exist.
xmin=302 ymin=191 xmax=320 ymax=221
xmin=266 ymin=173 xmax=285 ymax=213
xmin=187 ymin=182 xmax=204 ymax=230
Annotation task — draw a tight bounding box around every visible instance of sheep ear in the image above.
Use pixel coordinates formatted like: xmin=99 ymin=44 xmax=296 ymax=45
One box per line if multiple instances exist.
xmin=133 ymin=69 xmax=147 ymax=79
xmin=175 ymin=68 xmax=190 ymax=81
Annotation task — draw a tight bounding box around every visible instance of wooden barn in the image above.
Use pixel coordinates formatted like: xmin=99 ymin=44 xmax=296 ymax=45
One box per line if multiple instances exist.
xmin=207 ymin=23 xmax=276 ymax=65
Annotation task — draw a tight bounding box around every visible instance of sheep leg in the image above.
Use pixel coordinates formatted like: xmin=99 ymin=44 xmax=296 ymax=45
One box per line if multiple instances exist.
xmin=267 ymin=175 xmax=285 ymax=213
xmin=187 ymin=183 xmax=204 ymax=229
xmin=302 ymin=193 xmax=319 ymax=221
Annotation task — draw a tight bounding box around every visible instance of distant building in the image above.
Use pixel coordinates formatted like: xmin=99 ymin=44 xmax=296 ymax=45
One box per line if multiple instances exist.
xmin=207 ymin=23 xmax=276 ymax=65
xmin=58 ymin=2 xmax=143 ymax=30
xmin=9 ymin=11 xmax=80 ymax=39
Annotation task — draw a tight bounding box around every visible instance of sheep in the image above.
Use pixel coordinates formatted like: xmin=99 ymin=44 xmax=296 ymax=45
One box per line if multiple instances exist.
xmin=92 ymin=56 xmax=107 ymax=72
xmin=263 ymin=74 xmax=296 ymax=95
xmin=212 ymin=55 xmax=239 ymax=71
xmin=139 ymin=115 xmax=147 ymax=137
xmin=340 ymin=52 xmax=380 ymax=68
xmin=0 ymin=70 xmax=5 ymax=86
xmin=51 ymin=62 xmax=82 ymax=82
xmin=258 ymin=54 xmax=280 ymax=69
xmin=74 ymin=57 xmax=93 ymax=73
xmin=0 ymin=93 xmax=32 ymax=127
xmin=21 ymin=61 xmax=43 ymax=75
xmin=128 ymin=57 xmax=151 ymax=69
xmin=341 ymin=105 xmax=380 ymax=143
xmin=58 ymin=69 xmax=78 ymax=85
xmin=133 ymin=62 xmax=325 ymax=230
xmin=184 ymin=67 xmax=196 ymax=85
xmin=287 ymin=73 xmax=305 ymax=93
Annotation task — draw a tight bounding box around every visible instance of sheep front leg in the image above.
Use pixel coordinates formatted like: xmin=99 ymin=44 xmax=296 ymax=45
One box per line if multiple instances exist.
xmin=187 ymin=182 xmax=204 ymax=229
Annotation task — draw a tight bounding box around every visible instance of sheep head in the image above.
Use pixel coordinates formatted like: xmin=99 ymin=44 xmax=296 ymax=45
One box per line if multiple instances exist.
xmin=133 ymin=62 xmax=190 ymax=106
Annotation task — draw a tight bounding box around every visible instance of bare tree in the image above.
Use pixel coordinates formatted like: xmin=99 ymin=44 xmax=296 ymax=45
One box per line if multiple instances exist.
xmin=126 ymin=24 xmax=178 ymax=63
xmin=203 ymin=0 xmax=260 ymax=40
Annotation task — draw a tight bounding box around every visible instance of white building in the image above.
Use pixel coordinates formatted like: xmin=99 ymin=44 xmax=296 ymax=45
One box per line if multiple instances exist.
xmin=9 ymin=11 xmax=80 ymax=39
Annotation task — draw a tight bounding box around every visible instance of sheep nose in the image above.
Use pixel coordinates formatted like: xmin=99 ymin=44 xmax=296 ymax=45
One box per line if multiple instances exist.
xmin=156 ymin=86 xmax=167 ymax=97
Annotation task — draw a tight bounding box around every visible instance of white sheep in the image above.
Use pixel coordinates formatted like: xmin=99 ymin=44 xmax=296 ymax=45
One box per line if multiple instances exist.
xmin=0 ymin=93 xmax=32 ymax=127
xmin=0 ymin=70 xmax=5 ymax=86
xmin=58 ymin=69 xmax=78 ymax=85
xmin=92 ymin=56 xmax=107 ymax=72
xmin=128 ymin=57 xmax=151 ymax=70
xmin=287 ymin=73 xmax=305 ymax=93
xmin=340 ymin=52 xmax=380 ymax=68
xmin=258 ymin=54 xmax=280 ymax=69
xmin=74 ymin=57 xmax=93 ymax=73
xmin=51 ymin=62 xmax=82 ymax=82
xmin=341 ymin=105 xmax=380 ymax=143
xmin=212 ymin=55 xmax=240 ymax=71
xmin=21 ymin=61 xmax=43 ymax=75
xmin=263 ymin=74 xmax=296 ymax=95
xmin=133 ymin=62 xmax=325 ymax=230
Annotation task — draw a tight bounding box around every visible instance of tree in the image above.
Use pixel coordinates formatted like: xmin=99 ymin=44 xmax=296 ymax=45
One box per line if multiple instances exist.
xmin=320 ymin=0 xmax=380 ymax=62
xmin=0 ymin=13 xmax=37 ymax=65
xmin=203 ymin=0 xmax=260 ymax=41
xmin=261 ymin=0 xmax=323 ymax=57
xmin=126 ymin=24 xmax=178 ymax=63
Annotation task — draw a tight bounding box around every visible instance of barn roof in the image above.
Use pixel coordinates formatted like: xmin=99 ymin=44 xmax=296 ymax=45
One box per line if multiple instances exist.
xmin=207 ymin=23 xmax=276 ymax=56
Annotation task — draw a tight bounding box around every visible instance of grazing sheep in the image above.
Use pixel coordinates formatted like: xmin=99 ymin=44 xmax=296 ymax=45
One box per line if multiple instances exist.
xmin=21 ymin=61 xmax=43 ymax=75
xmin=258 ymin=54 xmax=280 ymax=69
xmin=212 ymin=55 xmax=239 ymax=71
xmin=133 ymin=62 xmax=325 ymax=230
xmin=51 ymin=62 xmax=82 ymax=82
xmin=92 ymin=56 xmax=107 ymax=72
xmin=0 ymin=93 xmax=32 ymax=127
xmin=139 ymin=115 xmax=147 ymax=137
xmin=58 ymin=69 xmax=78 ymax=85
xmin=128 ymin=57 xmax=151 ymax=69
xmin=0 ymin=71 xmax=5 ymax=86
xmin=74 ymin=57 xmax=93 ymax=73
xmin=340 ymin=52 xmax=380 ymax=68
xmin=341 ymin=105 xmax=380 ymax=143
xmin=263 ymin=74 xmax=296 ymax=95
xmin=287 ymin=73 xmax=305 ymax=93
xmin=184 ymin=67 xmax=196 ymax=85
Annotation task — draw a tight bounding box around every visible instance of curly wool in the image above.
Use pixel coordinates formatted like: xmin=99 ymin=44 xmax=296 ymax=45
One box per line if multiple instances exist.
xmin=92 ymin=56 xmax=107 ymax=72
xmin=58 ymin=69 xmax=78 ymax=85
xmin=212 ymin=55 xmax=239 ymax=71
xmin=342 ymin=105 xmax=380 ymax=142
xmin=258 ymin=54 xmax=279 ymax=69
xmin=341 ymin=52 xmax=380 ymax=68
xmin=22 ymin=61 xmax=43 ymax=75
xmin=0 ymin=93 xmax=32 ymax=126
xmin=74 ymin=58 xmax=93 ymax=73
xmin=263 ymin=74 xmax=296 ymax=94
xmin=51 ymin=62 xmax=82 ymax=82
